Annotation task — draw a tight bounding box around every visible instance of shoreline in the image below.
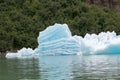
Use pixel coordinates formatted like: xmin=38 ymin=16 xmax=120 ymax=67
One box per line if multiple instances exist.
xmin=0 ymin=51 xmax=17 ymax=58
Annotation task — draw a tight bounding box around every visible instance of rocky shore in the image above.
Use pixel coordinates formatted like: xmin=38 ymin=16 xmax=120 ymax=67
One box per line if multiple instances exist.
xmin=86 ymin=0 xmax=120 ymax=12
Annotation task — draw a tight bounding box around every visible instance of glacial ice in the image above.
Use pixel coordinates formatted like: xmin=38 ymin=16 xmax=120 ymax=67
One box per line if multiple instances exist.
xmin=6 ymin=23 xmax=120 ymax=58
xmin=35 ymin=24 xmax=81 ymax=55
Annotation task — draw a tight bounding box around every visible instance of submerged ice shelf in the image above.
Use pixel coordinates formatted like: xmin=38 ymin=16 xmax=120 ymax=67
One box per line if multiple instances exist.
xmin=6 ymin=24 xmax=120 ymax=58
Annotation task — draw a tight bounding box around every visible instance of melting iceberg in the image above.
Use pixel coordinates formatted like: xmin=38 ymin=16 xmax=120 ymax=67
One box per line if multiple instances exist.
xmin=6 ymin=23 xmax=120 ymax=58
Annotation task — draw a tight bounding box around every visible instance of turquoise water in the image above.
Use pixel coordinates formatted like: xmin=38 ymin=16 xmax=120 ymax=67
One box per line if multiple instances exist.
xmin=1 ymin=55 xmax=120 ymax=80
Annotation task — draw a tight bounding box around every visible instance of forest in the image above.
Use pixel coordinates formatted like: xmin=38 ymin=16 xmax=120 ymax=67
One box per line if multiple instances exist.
xmin=0 ymin=0 xmax=120 ymax=53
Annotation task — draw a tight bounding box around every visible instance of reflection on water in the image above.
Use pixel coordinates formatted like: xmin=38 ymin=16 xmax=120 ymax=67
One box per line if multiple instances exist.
xmin=1 ymin=55 xmax=120 ymax=80
xmin=0 ymin=58 xmax=40 ymax=80
xmin=39 ymin=55 xmax=120 ymax=80
xmin=71 ymin=55 xmax=120 ymax=80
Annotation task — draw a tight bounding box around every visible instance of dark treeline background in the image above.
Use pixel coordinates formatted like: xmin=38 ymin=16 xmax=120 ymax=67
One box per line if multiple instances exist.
xmin=0 ymin=0 xmax=120 ymax=53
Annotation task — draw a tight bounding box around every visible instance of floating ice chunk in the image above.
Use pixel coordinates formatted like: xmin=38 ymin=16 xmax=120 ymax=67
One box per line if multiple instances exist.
xmin=6 ymin=48 xmax=38 ymax=58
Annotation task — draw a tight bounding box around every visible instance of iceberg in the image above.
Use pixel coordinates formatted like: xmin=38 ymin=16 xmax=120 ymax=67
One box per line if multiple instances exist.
xmin=35 ymin=24 xmax=81 ymax=55
xmin=35 ymin=23 xmax=120 ymax=55
xmin=6 ymin=23 xmax=120 ymax=58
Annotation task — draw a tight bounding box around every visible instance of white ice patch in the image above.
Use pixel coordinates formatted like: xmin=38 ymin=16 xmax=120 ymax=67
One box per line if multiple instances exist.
xmin=6 ymin=48 xmax=39 ymax=58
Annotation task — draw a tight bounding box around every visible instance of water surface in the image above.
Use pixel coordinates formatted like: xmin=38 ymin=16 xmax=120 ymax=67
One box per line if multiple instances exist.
xmin=1 ymin=55 xmax=120 ymax=80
